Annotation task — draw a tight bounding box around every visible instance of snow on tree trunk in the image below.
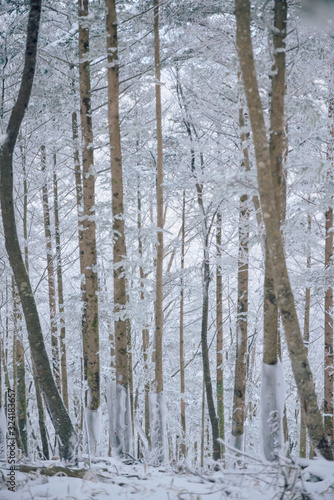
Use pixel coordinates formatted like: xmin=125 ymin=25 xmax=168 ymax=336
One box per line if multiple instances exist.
xmin=107 ymin=381 xmax=133 ymax=457
xmin=149 ymin=392 xmax=166 ymax=464
xmin=230 ymin=433 xmax=244 ymax=452
xmin=84 ymin=408 xmax=100 ymax=457
xmin=260 ymin=361 xmax=285 ymax=461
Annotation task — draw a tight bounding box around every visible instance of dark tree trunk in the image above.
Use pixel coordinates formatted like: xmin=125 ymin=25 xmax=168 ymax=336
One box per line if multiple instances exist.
xmin=0 ymin=0 xmax=76 ymax=461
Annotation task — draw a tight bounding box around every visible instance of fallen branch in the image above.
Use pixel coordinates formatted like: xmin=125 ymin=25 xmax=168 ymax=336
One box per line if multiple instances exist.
xmin=18 ymin=464 xmax=88 ymax=478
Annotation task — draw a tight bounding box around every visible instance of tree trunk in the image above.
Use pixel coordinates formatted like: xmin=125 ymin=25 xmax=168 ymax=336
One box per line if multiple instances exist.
xmin=21 ymin=143 xmax=49 ymax=460
xmin=300 ymin=211 xmax=311 ymax=458
xmin=78 ymin=0 xmax=100 ymax=455
xmin=41 ymin=146 xmax=61 ymax=394
xmin=0 ymin=0 xmax=76 ymax=461
xmin=235 ymin=0 xmax=332 ymax=460
xmin=105 ymin=0 xmax=132 ymax=456
xmin=72 ymin=109 xmax=85 ymax=451
xmin=231 ymin=194 xmax=249 ymax=451
xmin=12 ymin=280 xmax=26 ymax=455
xmin=201 ymin=376 xmax=205 ymax=467
xmin=201 ymin=244 xmax=220 ymax=461
xmin=324 ymin=65 xmax=334 ymax=444
xmin=216 ymin=212 xmax=224 ymax=456
xmin=176 ymin=74 xmax=220 ymax=461
xmin=259 ymin=0 xmax=287 ymax=462
xmin=53 ymin=162 xmax=69 ymax=410
xmin=72 ymin=110 xmax=85 ymax=280
xmin=137 ymin=183 xmax=151 ymax=448
xmin=180 ymin=189 xmax=186 ymax=458
xmin=152 ymin=0 xmax=165 ymax=463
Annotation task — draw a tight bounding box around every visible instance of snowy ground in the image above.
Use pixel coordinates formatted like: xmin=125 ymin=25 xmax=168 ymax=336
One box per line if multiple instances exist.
xmin=1 ymin=453 xmax=334 ymax=499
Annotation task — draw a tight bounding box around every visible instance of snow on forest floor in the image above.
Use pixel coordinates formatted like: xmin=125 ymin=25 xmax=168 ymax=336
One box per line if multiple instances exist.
xmin=0 ymin=454 xmax=334 ymax=500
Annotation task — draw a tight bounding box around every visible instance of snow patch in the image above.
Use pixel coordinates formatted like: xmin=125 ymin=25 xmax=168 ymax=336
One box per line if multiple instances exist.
xmin=260 ymin=361 xmax=285 ymax=462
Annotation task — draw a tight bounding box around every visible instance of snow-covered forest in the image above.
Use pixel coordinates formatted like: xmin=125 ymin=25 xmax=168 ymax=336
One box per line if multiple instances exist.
xmin=1 ymin=0 xmax=334 ymax=498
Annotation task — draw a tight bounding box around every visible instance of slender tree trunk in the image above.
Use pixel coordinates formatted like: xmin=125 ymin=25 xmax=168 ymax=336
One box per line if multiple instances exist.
xmin=72 ymin=110 xmax=85 ymax=280
xmin=201 ymin=376 xmax=205 ymax=467
xmin=300 ymin=211 xmax=311 ymax=458
xmin=231 ymin=194 xmax=249 ymax=451
xmin=0 ymin=0 xmax=76 ymax=460
xmin=53 ymin=162 xmax=69 ymax=410
xmin=12 ymin=280 xmax=26 ymax=455
xmin=127 ymin=316 xmax=135 ymax=442
xmin=231 ymin=101 xmax=250 ymax=452
xmin=21 ymin=147 xmax=29 ymax=270
xmin=201 ymin=240 xmax=220 ymax=461
xmin=78 ymin=0 xmax=100 ymax=453
xmin=216 ymin=212 xmax=225 ymax=455
xmin=235 ymin=0 xmax=332 ymax=460
xmin=324 ymin=221 xmax=333 ymax=440
xmin=105 ymin=0 xmax=131 ymax=456
xmin=72 ymin=109 xmax=85 ymax=452
xmin=324 ymin=66 xmax=334 ymax=444
xmin=41 ymin=146 xmax=61 ymax=394
xmin=21 ymin=144 xmax=49 ymax=460
xmin=137 ymin=184 xmax=151 ymax=447
xmin=153 ymin=0 xmax=165 ymax=462
xmin=216 ymin=212 xmax=224 ymax=455
xmin=180 ymin=189 xmax=186 ymax=458
xmin=176 ymin=76 xmax=220 ymax=461
xmin=21 ymin=151 xmax=49 ymax=460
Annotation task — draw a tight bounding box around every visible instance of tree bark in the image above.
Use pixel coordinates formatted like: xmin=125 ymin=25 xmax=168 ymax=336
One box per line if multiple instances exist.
xmin=72 ymin=110 xmax=85 ymax=280
xmin=12 ymin=280 xmax=26 ymax=455
xmin=53 ymin=163 xmax=69 ymax=410
xmin=41 ymin=146 xmax=61 ymax=394
xmin=22 ymin=151 xmax=49 ymax=459
xmin=231 ymin=193 xmax=249 ymax=451
xmin=105 ymin=0 xmax=132 ymax=456
xmin=78 ymin=0 xmax=100 ymax=420
xmin=137 ymin=183 xmax=151 ymax=448
xmin=176 ymin=76 xmax=220 ymax=461
xmin=0 ymin=0 xmax=76 ymax=461
xmin=153 ymin=0 xmax=165 ymax=462
xmin=231 ymin=102 xmax=250 ymax=452
xmin=263 ymin=0 xmax=286 ymax=367
xmin=324 ymin=65 xmax=334 ymax=444
xmin=180 ymin=189 xmax=186 ymax=458
xmin=216 ymin=212 xmax=225 ymax=456
xmin=235 ymin=0 xmax=332 ymax=460
xmin=200 ymin=376 xmax=205 ymax=467
xmin=300 ymin=211 xmax=311 ymax=458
